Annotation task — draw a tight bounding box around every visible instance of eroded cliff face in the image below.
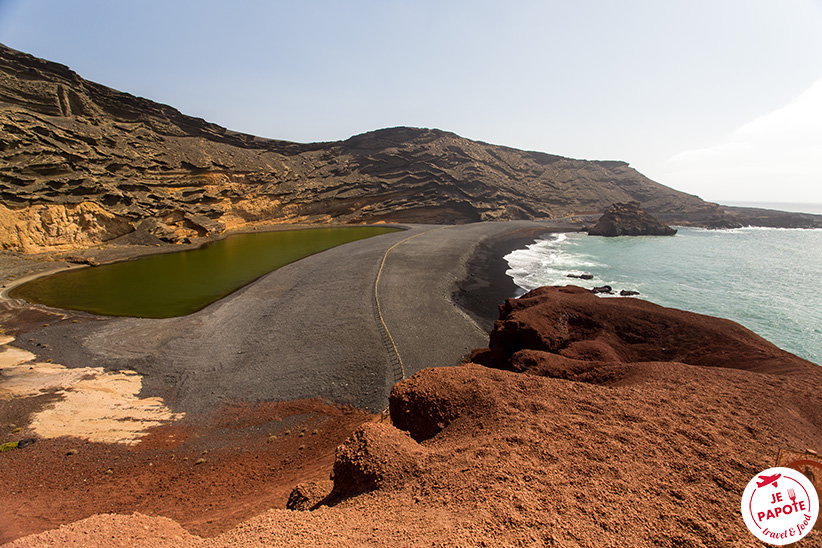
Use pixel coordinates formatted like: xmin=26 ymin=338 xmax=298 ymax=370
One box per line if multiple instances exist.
xmin=0 ymin=43 xmax=725 ymax=252
xmin=0 ymin=203 xmax=133 ymax=252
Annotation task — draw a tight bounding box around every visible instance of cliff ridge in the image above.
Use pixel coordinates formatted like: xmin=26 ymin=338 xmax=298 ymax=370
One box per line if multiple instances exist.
xmin=0 ymin=44 xmax=722 ymax=252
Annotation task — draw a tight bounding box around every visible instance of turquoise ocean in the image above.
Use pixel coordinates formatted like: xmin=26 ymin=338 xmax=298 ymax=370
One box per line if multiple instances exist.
xmin=504 ymin=226 xmax=822 ymax=365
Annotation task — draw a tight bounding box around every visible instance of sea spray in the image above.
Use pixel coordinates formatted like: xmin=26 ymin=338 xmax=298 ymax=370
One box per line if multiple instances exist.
xmin=504 ymin=227 xmax=822 ymax=365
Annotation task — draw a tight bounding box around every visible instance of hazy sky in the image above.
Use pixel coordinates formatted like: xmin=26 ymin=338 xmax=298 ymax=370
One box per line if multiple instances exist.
xmin=1 ymin=0 xmax=821 ymax=205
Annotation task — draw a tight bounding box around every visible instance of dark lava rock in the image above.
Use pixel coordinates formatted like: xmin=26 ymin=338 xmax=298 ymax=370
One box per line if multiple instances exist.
xmin=567 ymin=273 xmax=594 ymax=280
xmin=720 ymin=206 xmax=822 ymax=229
xmin=588 ymin=202 xmax=677 ymax=237
xmin=592 ymin=286 xmax=613 ymax=294
xmin=16 ymin=438 xmax=36 ymax=449
xmin=620 ymin=290 xmax=640 ymax=296
xmin=702 ymin=218 xmax=745 ymax=230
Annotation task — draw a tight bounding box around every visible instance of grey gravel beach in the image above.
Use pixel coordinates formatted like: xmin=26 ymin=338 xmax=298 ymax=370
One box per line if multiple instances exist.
xmin=2 ymin=221 xmax=570 ymax=414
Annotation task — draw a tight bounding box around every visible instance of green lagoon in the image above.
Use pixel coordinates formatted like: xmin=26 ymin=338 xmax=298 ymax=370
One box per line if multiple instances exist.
xmin=11 ymin=226 xmax=399 ymax=318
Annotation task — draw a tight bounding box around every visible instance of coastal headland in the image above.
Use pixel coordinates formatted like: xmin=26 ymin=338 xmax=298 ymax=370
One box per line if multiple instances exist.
xmin=1 ymin=42 xmax=821 ymax=547
xmin=1 ymin=234 xmax=820 ymax=545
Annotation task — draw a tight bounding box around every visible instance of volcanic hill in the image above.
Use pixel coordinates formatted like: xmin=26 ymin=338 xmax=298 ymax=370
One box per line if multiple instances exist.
xmin=0 ymin=43 xmax=740 ymax=252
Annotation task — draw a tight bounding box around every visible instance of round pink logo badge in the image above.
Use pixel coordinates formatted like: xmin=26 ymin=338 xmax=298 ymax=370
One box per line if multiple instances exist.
xmin=741 ymin=467 xmax=819 ymax=545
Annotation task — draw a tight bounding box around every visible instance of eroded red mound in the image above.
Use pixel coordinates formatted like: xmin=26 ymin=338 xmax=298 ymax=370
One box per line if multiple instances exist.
xmin=480 ymin=285 xmax=817 ymax=377
xmin=383 ymin=287 xmax=822 ymax=545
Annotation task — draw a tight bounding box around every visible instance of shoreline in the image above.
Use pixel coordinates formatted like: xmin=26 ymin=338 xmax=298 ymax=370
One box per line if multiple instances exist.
xmin=4 ymin=220 xmax=821 ymax=547
xmin=0 ymin=218 xmax=579 ymax=328
xmin=0 ymin=221 xmax=575 ymax=414
xmin=453 ymin=224 xmax=580 ymax=332
xmin=0 ymin=222 xmax=409 ymax=305
xmin=4 ymin=271 xmax=820 ymax=547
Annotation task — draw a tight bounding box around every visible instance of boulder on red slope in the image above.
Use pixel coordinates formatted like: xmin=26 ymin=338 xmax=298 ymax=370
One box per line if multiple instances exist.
xmin=588 ymin=201 xmax=677 ymax=236
xmin=328 ymin=422 xmax=427 ymax=500
xmin=385 ymin=357 xmax=822 ymax=546
xmin=381 ymin=286 xmax=822 ymax=545
xmin=390 ymin=362 xmax=510 ymax=442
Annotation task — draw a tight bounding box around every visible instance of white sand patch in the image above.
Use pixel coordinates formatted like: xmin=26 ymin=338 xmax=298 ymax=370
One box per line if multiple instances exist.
xmin=0 ymin=337 xmax=183 ymax=445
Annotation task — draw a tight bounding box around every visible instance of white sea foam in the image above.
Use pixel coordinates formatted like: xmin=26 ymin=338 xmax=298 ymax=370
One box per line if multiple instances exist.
xmin=502 ymin=227 xmax=822 ymax=365
xmin=504 ymin=233 xmax=605 ymax=291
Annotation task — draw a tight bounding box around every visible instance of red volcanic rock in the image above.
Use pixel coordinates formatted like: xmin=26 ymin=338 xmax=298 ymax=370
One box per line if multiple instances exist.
xmin=328 ymin=422 xmax=427 ymax=499
xmin=385 ymin=357 xmax=822 ymax=546
xmin=485 ymin=285 xmax=816 ymax=377
xmin=379 ymin=287 xmax=822 ymax=546
xmin=285 ymin=480 xmax=334 ymax=511
xmin=389 ymin=368 xmax=497 ymax=442
xmin=8 ymin=286 xmax=822 ymax=546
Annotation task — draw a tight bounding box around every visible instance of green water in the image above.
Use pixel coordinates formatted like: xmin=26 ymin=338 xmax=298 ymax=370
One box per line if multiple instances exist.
xmin=11 ymin=226 xmax=399 ymax=318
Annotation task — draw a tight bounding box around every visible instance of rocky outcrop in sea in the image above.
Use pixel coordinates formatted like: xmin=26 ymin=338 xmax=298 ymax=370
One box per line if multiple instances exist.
xmin=587 ymin=201 xmax=677 ymax=236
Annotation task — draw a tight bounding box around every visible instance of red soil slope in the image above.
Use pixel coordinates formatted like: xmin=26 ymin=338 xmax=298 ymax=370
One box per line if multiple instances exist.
xmin=5 ymin=286 xmax=822 ymax=547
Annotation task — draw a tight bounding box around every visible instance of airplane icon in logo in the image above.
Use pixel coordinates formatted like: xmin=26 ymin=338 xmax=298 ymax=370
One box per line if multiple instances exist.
xmin=756 ymin=473 xmax=781 ymax=488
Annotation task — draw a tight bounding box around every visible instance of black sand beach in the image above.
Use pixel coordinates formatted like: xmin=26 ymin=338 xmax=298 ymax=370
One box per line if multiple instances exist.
xmin=0 ymin=220 xmax=573 ymax=540
xmin=0 ymin=221 xmax=573 ymax=416
xmin=453 ymin=224 xmax=579 ymax=331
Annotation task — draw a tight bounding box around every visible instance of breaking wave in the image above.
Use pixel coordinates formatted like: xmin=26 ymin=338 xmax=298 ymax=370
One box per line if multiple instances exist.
xmin=503 ymin=227 xmax=822 ymax=365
